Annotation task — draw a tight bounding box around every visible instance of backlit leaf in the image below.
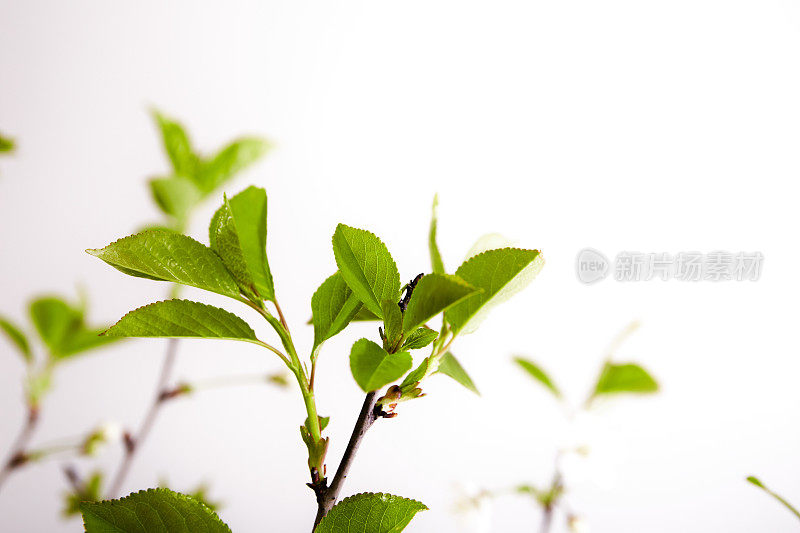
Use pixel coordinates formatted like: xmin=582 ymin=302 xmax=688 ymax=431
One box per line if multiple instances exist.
xmin=316 ymin=492 xmax=427 ymax=533
xmin=350 ymin=338 xmax=412 ymax=392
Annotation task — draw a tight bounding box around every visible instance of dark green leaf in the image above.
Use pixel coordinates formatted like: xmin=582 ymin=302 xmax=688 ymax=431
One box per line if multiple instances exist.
xmin=402 ymin=274 xmax=479 ymax=333
xmin=81 ymin=488 xmax=231 ymax=533
xmin=0 ymin=133 xmax=14 ymax=153
xmin=428 ymin=195 xmax=445 ymax=274
xmin=196 ymin=137 xmax=270 ymax=194
xmin=332 ymin=224 xmax=400 ymax=319
xmin=153 ymin=110 xmax=197 ymax=177
xmin=352 ymin=307 xmax=381 ymax=321
xmin=445 ymin=248 xmax=543 ymax=334
xmin=104 ymin=300 xmax=257 ymax=343
xmin=0 ymin=315 xmax=32 ymax=363
xmin=350 ymin=338 xmax=412 ymax=392
xmin=87 ymin=230 xmax=241 ymax=299
xmin=514 ymin=357 xmax=560 ymax=398
xmin=593 ymin=362 xmax=659 ymax=397
xmin=437 ymin=352 xmax=479 ymax=395
xmin=149 ymin=176 xmax=202 ymax=223
xmin=311 ymin=272 xmax=362 ymax=352
xmin=401 ymin=328 xmax=438 ymax=350
xmin=315 ymin=492 xmax=428 ymax=533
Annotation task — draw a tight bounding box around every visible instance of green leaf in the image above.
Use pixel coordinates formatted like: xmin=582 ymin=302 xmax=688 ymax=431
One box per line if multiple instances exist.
xmin=437 ymin=352 xmax=479 ymax=395
xmin=381 ymin=299 xmax=403 ymax=347
xmin=593 ymin=362 xmax=659 ymax=397
xmin=29 ymin=297 xmax=117 ymax=361
xmin=0 ymin=133 xmax=14 ymax=153
xmin=209 ymin=186 xmax=274 ymax=301
xmin=350 ymin=338 xmax=412 ymax=392
xmin=153 ymin=110 xmax=197 ymax=177
xmin=63 ymin=471 xmax=103 ymax=517
xmin=445 ymin=248 xmax=543 ymax=335
xmin=747 ymin=476 xmax=800 ymax=520
xmin=196 ymin=137 xmax=270 ymax=194
xmin=402 ymin=274 xmax=479 ymax=333
xmin=400 ymin=357 xmax=432 ymax=391
xmin=401 ymin=327 xmax=438 ymax=350
xmin=463 ymin=233 xmax=515 ymax=261
xmin=514 ymin=357 xmax=560 ymax=398
xmin=428 ymin=195 xmax=445 ymax=274
xmin=332 ymin=224 xmax=400 ymax=319
xmin=352 ymin=307 xmax=381 ymax=321
xmin=87 ymin=230 xmax=241 ymax=299
xmin=103 ymin=300 xmax=257 ymax=343
xmin=311 ymin=272 xmax=363 ymax=352
xmin=81 ymin=488 xmax=231 ymax=533
xmin=0 ymin=315 xmax=32 ymax=363
xmin=316 ymin=492 xmax=428 ymax=533
xmin=149 ymin=176 xmax=202 ymax=223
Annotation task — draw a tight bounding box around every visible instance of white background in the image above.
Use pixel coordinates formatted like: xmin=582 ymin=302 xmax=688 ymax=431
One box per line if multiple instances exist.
xmin=1 ymin=1 xmax=799 ymax=531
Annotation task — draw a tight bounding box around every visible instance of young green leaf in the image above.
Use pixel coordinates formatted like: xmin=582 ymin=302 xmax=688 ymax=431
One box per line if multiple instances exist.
xmin=401 ymin=327 xmax=438 ymax=350
xmin=196 ymin=137 xmax=270 ymax=194
xmin=87 ymin=230 xmax=241 ymax=299
xmin=514 ymin=357 xmax=561 ymax=398
xmin=402 ymin=274 xmax=479 ymax=333
xmin=0 ymin=315 xmax=32 ymax=363
xmin=63 ymin=471 xmax=103 ymax=517
xmin=445 ymin=248 xmax=543 ymax=335
xmin=381 ymin=299 xmax=403 ymax=347
xmin=350 ymin=338 xmax=412 ymax=392
xmin=81 ymin=488 xmax=231 ymax=533
xmin=463 ymin=233 xmax=515 ymax=261
xmin=332 ymin=224 xmax=401 ymax=319
xmin=747 ymin=476 xmax=800 ymax=520
xmin=400 ymin=357 xmax=432 ymax=391
xmin=437 ymin=352 xmax=479 ymax=395
xmin=153 ymin=110 xmax=197 ymax=177
xmin=103 ymin=300 xmax=258 ymax=343
xmin=311 ymin=272 xmax=362 ymax=352
xmin=209 ymin=186 xmax=274 ymax=301
xmin=428 ymin=194 xmax=445 ymax=274
xmin=315 ymin=492 xmax=428 ymax=533
xmin=29 ymin=297 xmax=117 ymax=361
xmin=593 ymin=362 xmax=659 ymax=397
xmin=149 ymin=176 xmax=202 ymax=223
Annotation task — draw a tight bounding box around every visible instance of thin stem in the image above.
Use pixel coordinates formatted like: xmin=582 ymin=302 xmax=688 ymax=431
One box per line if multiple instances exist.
xmin=0 ymin=405 xmax=39 ymax=492
xmin=539 ymin=505 xmax=554 ymax=533
xmin=107 ymin=338 xmax=178 ymax=497
xmin=273 ymin=299 xmax=290 ymax=332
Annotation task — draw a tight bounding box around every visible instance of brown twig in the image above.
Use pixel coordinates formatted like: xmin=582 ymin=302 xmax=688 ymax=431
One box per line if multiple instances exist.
xmin=0 ymin=405 xmax=39 ymax=492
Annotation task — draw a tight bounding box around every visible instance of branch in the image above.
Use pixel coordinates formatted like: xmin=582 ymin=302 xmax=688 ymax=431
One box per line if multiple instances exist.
xmin=0 ymin=405 xmax=39 ymax=492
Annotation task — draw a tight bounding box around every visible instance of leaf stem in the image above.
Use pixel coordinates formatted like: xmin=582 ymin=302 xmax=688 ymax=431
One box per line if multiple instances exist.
xmin=0 ymin=404 xmax=39 ymax=492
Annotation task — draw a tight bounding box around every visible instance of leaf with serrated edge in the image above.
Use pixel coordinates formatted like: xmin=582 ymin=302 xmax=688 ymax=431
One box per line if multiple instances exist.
xmin=196 ymin=137 xmax=270 ymax=193
xmin=312 ymin=272 xmax=362 ymax=352
xmin=0 ymin=316 xmax=32 ymax=363
xmin=402 ymin=274 xmax=479 ymax=333
xmin=445 ymin=248 xmax=543 ymax=335
xmin=104 ymin=300 xmax=257 ymax=343
xmin=332 ymin=224 xmax=400 ymax=319
xmin=315 ymin=492 xmax=427 ymax=533
xmin=81 ymin=487 xmax=231 ymax=533
xmin=438 ymin=352 xmax=479 ymax=395
xmin=350 ymin=339 xmax=412 ymax=392
xmin=401 ymin=327 xmax=438 ymax=350
xmin=463 ymin=233 xmax=516 ymax=261
xmin=87 ymin=230 xmax=241 ymax=299
xmin=429 ymin=195 xmax=445 ymax=274
xmin=514 ymin=357 xmax=561 ymax=398
xmin=593 ymin=362 xmax=658 ymax=396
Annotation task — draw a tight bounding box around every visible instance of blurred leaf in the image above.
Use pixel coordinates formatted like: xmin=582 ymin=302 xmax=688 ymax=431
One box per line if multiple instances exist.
xmin=402 ymin=274 xmax=478 ymax=333
xmin=26 ymin=367 xmax=52 ymax=406
xmin=332 ymin=224 xmax=400 ymax=319
xmin=437 ymin=352 xmax=479 ymax=395
xmin=514 ymin=357 xmax=560 ymax=398
xmin=0 ymin=133 xmax=14 ymax=153
xmin=63 ymin=471 xmax=103 ymax=517
xmin=350 ymin=338 xmax=412 ymax=392
xmin=196 ymin=137 xmax=270 ymax=194
xmin=445 ymin=248 xmax=543 ymax=335
xmin=81 ymin=488 xmax=230 ymax=532
xmin=747 ymin=476 xmax=800 ymax=520
xmin=29 ymin=297 xmax=116 ymax=361
xmin=153 ymin=110 xmax=197 ymax=177
xmin=149 ymin=176 xmax=202 ymax=223
xmin=311 ymin=272 xmax=362 ymax=352
xmin=593 ymin=362 xmax=658 ymax=397
xmin=401 ymin=327 xmax=438 ymax=350
xmin=209 ymin=186 xmax=274 ymax=301
xmin=428 ymin=195 xmax=445 ymax=274
xmin=87 ymin=230 xmax=241 ymax=299
xmin=103 ymin=300 xmax=257 ymax=343
xmin=315 ymin=492 xmax=427 ymax=533
xmin=0 ymin=315 xmax=32 ymax=363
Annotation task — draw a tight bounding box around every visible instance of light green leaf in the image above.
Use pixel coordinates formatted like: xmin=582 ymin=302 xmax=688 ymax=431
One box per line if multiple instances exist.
xmin=381 ymin=299 xmax=403 ymax=347
xmin=29 ymin=297 xmax=117 ymax=361
xmin=103 ymin=300 xmax=257 ymax=343
xmin=445 ymin=248 xmax=543 ymax=335
xmin=316 ymin=492 xmax=427 ymax=533
xmin=209 ymin=186 xmax=274 ymax=301
xmin=401 ymin=328 xmax=438 ymax=350
xmin=352 ymin=307 xmax=381 ymax=321
xmin=593 ymin=362 xmax=659 ymax=397
xmin=196 ymin=137 xmax=270 ymax=194
xmin=0 ymin=315 xmax=32 ymax=363
xmin=350 ymin=338 xmax=412 ymax=392
xmin=747 ymin=476 xmax=800 ymax=520
xmin=400 ymin=357 xmax=432 ymax=391
xmin=0 ymin=133 xmax=14 ymax=153
xmin=311 ymin=272 xmax=362 ymax=352
xmin=437 ymin=352 xmax=479 ymax=395
xmin=402 ymin=274 xmax=479 ymax=333
xmin=149 ymin=176 xmax=202 ymax=223
xmin=63 ymin=471 xmax=103 ymax=517
xmin=81 ymin=488 xmax=231 ymax=533
xmin=332 ymin=224 xmax=400 ymax=318
xmin=514 ymin=357 xmax=560 ymax=398
xmin=429 ymin=195 xmax=445 ymax=274
xmin=153 ymin=111 xmax=197 ymax=177
xmin=463 ymin=233 xmax=515 ymax=261
xmin=87 ymin=230 xmax=241 ymax=299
